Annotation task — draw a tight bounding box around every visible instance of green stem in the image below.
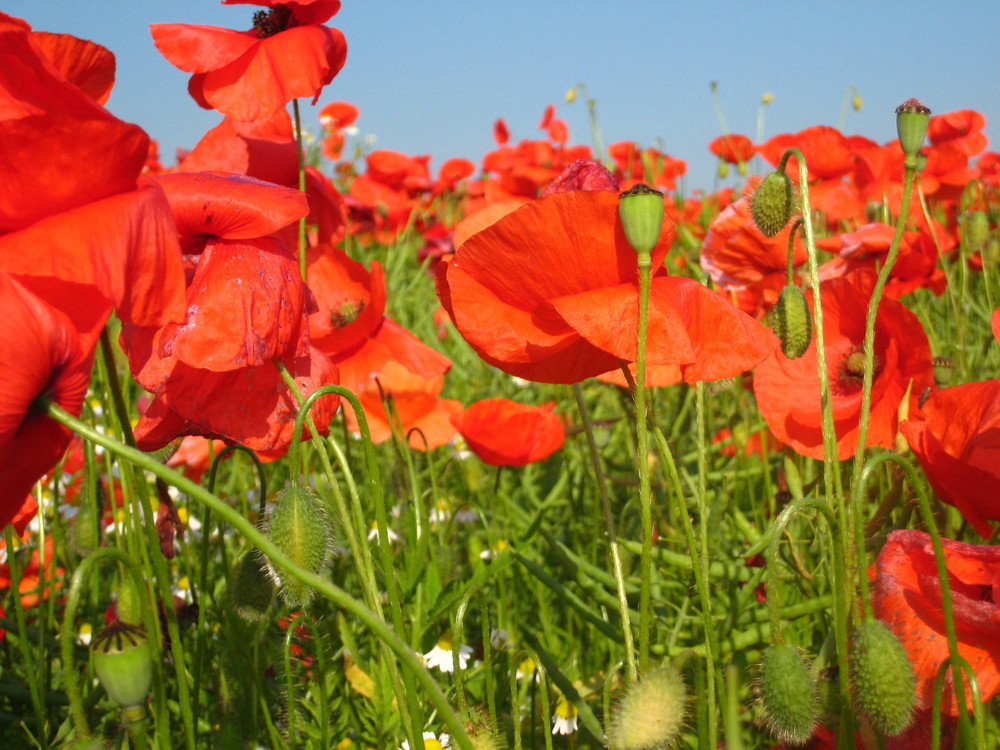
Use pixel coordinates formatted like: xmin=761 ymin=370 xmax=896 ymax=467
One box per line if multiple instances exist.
xmin=45 ymin=402 xmax=476 ymax=750
xmin=635 ymin=254 xmax=653 ymax=675
xmin=573 ymin=382 xmax=637 ymax=684
xmin=292 ymin=98 xmax=308 ymax=282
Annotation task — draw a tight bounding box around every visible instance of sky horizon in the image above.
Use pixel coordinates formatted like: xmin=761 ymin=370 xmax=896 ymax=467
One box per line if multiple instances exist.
xmin=12 ymin=1 xmax=1000 ymax=194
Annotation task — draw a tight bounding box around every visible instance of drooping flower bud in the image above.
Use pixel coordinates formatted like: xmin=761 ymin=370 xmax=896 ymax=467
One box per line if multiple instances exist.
xmin=770 ymin=285 xmax=812 ymax=359
xmin=964 ymin=210 xmax=990 ymax=253
xmin=850 ymin=620 xmax=916 ymax=737
xmin=756 ymin=644 xmax=820 ymax=746
xmin=895 ymin=98 xmax=931 ymax=161
xmin=91 ymin=621 xmax=153 ymax=710
xmin=608 ymin=667 xmax=687 ymax=750
xmin=752 ymin=171 xmax=794 ymax=237
xmin=618 ymin=183 xmax=665 ymax=255
xmin=264 ymin=485 xmax=334 ymax=608
xmin=230 ymin=549 xmax=276 ymax=620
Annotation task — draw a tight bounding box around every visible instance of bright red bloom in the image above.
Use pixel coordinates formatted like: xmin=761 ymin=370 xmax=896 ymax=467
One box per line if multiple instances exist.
xmin=343 ymin=361 xmax=461 ymax=451
xmin=708 ymin=134 xmax=755 ymax=164
xmin=758 ymin=125 xmax=856 ymax=181
xmin=754 ymin=270 xmax=934 ymax=460
xmin=607 ymin=141 xmax=686 ymax=192
xmin=31 ymin=31 xmax=115 ymax=105
xmin=437 ymin=190 xmax=777 ymax=384
xmin=121 ymin=172 xmax=340 ymax=451
xmin=151 ymin=1 xmax=347 ymax=121
xmin=901 ymin=379 xmax=1000 ymax=539
xmin=928 ymin=109 xmax=988 ymax=157
xmin=493 ymin=118 xmax=509 ymax=145
xmin=452 ymin=399 xmax=565 ymax=466
xmin=306 ymin=244 xmax=450 ymax=395
xmin=318 ymin=100 xmax=357 ymax=131
xmin=874 ymin=529 xmax=1000 ymax=716
xmin=0 ymin=15 xmax=186 ymax=329
xmin=0 ymin=272 xmax=99 ymax=528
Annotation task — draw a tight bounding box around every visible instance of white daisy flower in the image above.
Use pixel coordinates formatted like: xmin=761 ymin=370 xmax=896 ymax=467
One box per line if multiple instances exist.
xmin=368 ymin=521 xmax=399 ymax=544
xmin=551 ymin=696 xmax=579 ymax=735
xmin=399 ymin=731 xmax=449 ymax=750
xmin=422 ymin=632 xmax=472 ymax=673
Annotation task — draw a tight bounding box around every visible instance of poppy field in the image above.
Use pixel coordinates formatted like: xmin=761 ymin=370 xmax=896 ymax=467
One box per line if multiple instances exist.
xmin=3 ymin=4 xmax=1000 ymax=750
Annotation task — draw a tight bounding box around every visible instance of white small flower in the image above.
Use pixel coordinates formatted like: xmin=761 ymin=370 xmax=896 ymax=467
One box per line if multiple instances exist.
xmin=479 ymin=539 xmax=510 ymax=561
xmin=454 ymin=504 xmax=479 ymax=525
xmin=172 ymin=574 xmax=193 ymax=604
xmin=368 ymin=521 xmax=399 ymax=544
xmin=399 ymin=731 xmax=449 ymax=750
xmin=422 ymin=632 xmax=472 ymax=673
xmin=551 ymin=696 xmax=579 ymax=735
xmin=448 ymin=436 xmax=472 ymax=462
xmin=77 ymin=622 xmax=93 ymax=646
xmin=515 ymin=656 xmax=539 ymax=682
xmin=489 ymin=628 xmax=511 ymax=651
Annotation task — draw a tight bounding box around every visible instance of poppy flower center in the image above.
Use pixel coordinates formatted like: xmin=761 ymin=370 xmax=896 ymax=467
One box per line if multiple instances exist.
xmin=331 ymin=300 xmax=363 ymax=328
xmin=252 ymin=6 xmax=298 ymax=38
xmin=835 ymin=345 xmax=880 ymax=393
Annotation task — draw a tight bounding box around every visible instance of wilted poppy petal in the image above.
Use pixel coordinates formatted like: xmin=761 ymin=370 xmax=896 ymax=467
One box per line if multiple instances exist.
xmin=0 ymin=272 xmax=94 ymax=526
xmin=453 ymin=399 xmax=565 ymax=466
xmin=31 ymin=31 xmax=115 ymax=104
xmin=159 ymin=238 xmax=306 ymax=371
xmin=157 ymin=172 xmax=308 ymax=250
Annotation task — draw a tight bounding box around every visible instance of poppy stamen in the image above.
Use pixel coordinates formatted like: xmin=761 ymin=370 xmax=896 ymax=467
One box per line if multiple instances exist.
xmin=252 ymin=6 xmax=298 ymax=38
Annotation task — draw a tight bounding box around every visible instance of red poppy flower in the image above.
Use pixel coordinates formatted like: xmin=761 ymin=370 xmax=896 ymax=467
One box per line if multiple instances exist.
xmin=873 ymin=529 xmax=1000 ymax=717
xmin=0 ymin=15 xmax=186 ymax=329
xmin=305 ymin=244 xmax=450 ymax=394
xmin=607 ymin=141 xmax=686 ymax=192
xmin=928 ymin=109 xmax=988 ymax=157
xmin=901 ymin=379 xmax=1000 ymax=539
xmin=452 ymin=399 xmax=565 ymax=466
xmin=151 ymin=1 xmax=347 ymax=122
xmin=121 ymin=173 xmax=340 ymax=451
xmin=318 ymin=100 xmax=357 ymax=131
xmin=0 ymin=534 xmax=65 ymax=610
xmin=493 ymin=118 xmax=510 ymax=145
xmin=754 ymin=270 xmax=934 ymax=460
xmin=708 ymin=134 xmax=755 ymax=165
xmin=0 ymin=272 xmax=100 ymax=528
xmin=992 ymin=308 xmax=1000 ymax=344
xmin=343 ymin=361 xmax=461 ymax=451
xmin=30 ymin=31 xmax=115 ymax=104
xmin=758 ymin=125 xmax=855 ymax=181
xmin=437 ymin=190 xmax=776 ymax=384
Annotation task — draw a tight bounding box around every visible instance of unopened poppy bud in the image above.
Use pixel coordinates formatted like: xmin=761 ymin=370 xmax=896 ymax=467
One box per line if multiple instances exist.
xmin=737 ymin=161 xmax=748 ymax=177
xmin=91 ymin=621 xmax=153 ymax=710
xmin=761 ymin=92 xmax=774 ymax=105
xmin=565 ymin=86 xmax=578 ymax=104
xmin=964 ymin=210 xmax=990 ymax=252
xmin=853 ymin=92 xmax=863 ymax=112
xmin=264 ymin=485 xmax=334 ymax=608
xmin=932 ymin=356 xmax=954 ymax=386
xmin=752 ymin=171 xmax=794 ymax=237
xmin=608 ymin=667 xmax=687 ymax=750
xmin=717 ymin=161 xmax=730 ymax=179
xmin=69 ymin=499 xmax=100 ymax=556
xmin=756 ymin=644 xmax=820 ymax=746
xmin=850 ymin=621 xmax=916 ymax=737
xmin=618 ymin=183 xmax=665 ymax=255
xmin=770 ymin=285 xmax=812 ymax=359
xmin=230 ymin=549 xmax=276 ymax=620
xmin=895 ymin=98 xmax=931 ymax=161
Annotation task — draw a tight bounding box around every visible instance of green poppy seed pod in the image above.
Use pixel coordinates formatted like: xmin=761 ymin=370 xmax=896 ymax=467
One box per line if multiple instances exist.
xmin=895 ymin=98 xmax=931 ymax=161
xmin=618 ymin=183 xmax=665 ymax=255
xmin=91 ymin=622 xmax=153 ymax=709
xmin=230 ymin=549 xmax=276 ymax=620
xmin=609 ymin=667 xmax=687 ymax=750
xmin=770 ymin=285 xmax=812 ymax=359
xmin=264 ymin=485 xmax=334 ymax=608
xmin=850 ymin=621 xmax=917 ymax=737
xmin=932 ymin=355 xmax=954 ymax=387
xmin=717 ymin=161 xmax=730 ymax=179
xmin=752 ymin=171 xmax=794 ymax=237
xmin=756 ymin=645 xmax=820 ymax=746
xmin=965 ymin=210 xmax=990 ymax=252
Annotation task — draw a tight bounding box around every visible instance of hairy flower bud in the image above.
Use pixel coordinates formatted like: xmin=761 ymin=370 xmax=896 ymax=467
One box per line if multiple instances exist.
xmin=752 ymin=171 xmax=794 ymax=237
xmin=264 ymin=485 xmax=334 ymax=608
xmin=756 ymin=644 xmax=820 ymax=746
xmin=770 ymin=285 xmax=812 ymax=359
xmin=609 ymin=667 xmax=687 ymax=750
xmin=850 ymin=621 xmax=916 ymax=737
xmin=618 ymin=183 xmax=665 ymax=255
xmin=230 ymin=549 xmax=276 ymax=620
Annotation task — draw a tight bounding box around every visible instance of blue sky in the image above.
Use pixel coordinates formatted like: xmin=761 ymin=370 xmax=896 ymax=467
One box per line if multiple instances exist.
xmin=14 ymin=1 xmax=1000 ymax=193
